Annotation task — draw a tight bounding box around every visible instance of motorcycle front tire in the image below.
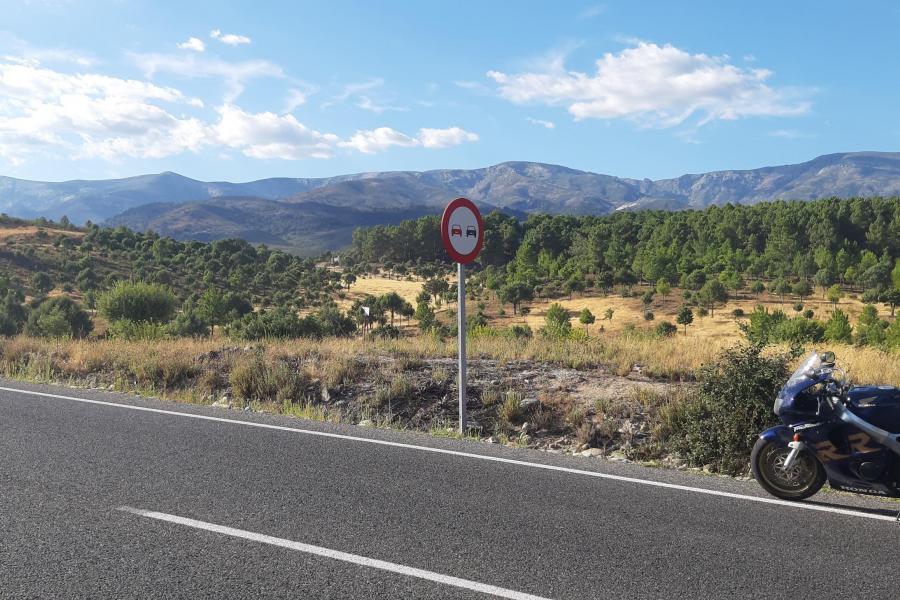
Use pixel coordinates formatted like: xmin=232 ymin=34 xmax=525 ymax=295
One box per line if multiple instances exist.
xmin=751 ymin=437 xmax=826 ymax=501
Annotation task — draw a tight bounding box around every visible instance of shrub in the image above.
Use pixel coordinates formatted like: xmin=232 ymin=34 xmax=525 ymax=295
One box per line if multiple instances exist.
xmin=0 ymin=291 xmax=27 ymax=336
xmin=168 ymin=309 xmax=211 ymax=337
xmin=643 ymin=310 xmax=655 ymax=321
xmin=662 ymin=344 xmax=794 ymax=474
xmin=229 ymin=354 xmax=310 ymax=403
xmin=98 ymin=281 xmax=175 ymax=324
xmin=655 ymin=320 xmax=677 ymax=337
xmin=824 ymin=309 xmax=852 ymax=343
xmin=227 ymin=307 xmax=319 ymax=340
xmin=510 ymin=325 xmax=533 ymax=338
xmin=24 ymin=297 xmax=93 ymax=339
xmin=773 ymin=316 xmax=825 ymax=343
xmin=498 ymin=391 xmax=524 ymax=427
xmin=107 ymin=319 xmax=169 ymax=340
xmin=855 ymin=304 xmax=886 ymax=346
xmin=731 ymin=308 xmax=745 ymax=319
xmin=542 ymin=303 xmax=572 ymax=338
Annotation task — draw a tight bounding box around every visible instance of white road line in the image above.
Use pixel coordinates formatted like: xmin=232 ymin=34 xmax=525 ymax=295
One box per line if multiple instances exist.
xmin=118 ymin=506 xmax=553 ymax=600
xmin=3 ymin=385 xmax=897 ymax=523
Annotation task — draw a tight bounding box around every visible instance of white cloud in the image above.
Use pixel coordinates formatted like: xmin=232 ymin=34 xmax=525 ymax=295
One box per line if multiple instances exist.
xmin=356 ymin=95 xmax=407 ymax=114
xmin=130 ymin=52 xmax=283 ymax=101
xmin=213 ymin=104 xmax=338 ymax=159
xmin=283 ymin=88 xmax=310 ymax=113
xmin=526 ymin=117 xmax=555 ymax=129
xmin=210 ymin=29 xmax=252 ymax=46
xmin=487 ymin=42 xmax=810 ymax=128
xmin=0 ymin=57 xmax=478 ymax=165
xmin=417 ymin=126 xmax=479 ymax=148
xmin=339 ymin=127 xmax=419 ymax=154
xmin=340 ymin=126 xmax=479 ymax=153
xmin=0 ymin=58 xmax=207 ymax=162
xmin=177 ymin=37 xmax=206 ymax=52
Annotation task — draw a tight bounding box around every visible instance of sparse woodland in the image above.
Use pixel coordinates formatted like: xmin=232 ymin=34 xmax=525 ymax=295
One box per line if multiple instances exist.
xmin=1 ymin=196 xmax=898 ymax=474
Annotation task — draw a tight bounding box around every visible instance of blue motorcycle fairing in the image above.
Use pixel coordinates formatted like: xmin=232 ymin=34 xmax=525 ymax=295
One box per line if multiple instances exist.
xmin=759 ymin=425 xmax=794 ymax=445
xmin=760 ymin=420 xmax=898 ymax=497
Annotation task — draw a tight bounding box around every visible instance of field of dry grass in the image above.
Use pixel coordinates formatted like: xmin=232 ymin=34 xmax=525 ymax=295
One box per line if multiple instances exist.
xmin=0 ymin=226 xmax=84 ymax=239
xmin=337 ymin=274 xmax=425 ymax=310
xmin=349 ymin=272 xmax=894 ymax=345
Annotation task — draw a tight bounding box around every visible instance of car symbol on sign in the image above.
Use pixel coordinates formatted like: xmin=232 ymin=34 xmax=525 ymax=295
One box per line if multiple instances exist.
xmin=451 ymin=225 xmax=462 ymax=237
xmin=466 ymin=226 xmax=477 ymax=238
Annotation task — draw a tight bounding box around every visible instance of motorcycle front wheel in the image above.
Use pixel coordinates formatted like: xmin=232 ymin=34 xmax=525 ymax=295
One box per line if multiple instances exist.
xmin=751 ymin=437 xmax=826 ymax=500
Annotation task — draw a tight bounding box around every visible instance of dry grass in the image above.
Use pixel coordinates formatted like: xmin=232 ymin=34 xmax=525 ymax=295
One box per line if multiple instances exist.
xmin=337 ymin=274 xmax=425 ymax=309
xmin=0 ymin=226 xmax=84 ymax=239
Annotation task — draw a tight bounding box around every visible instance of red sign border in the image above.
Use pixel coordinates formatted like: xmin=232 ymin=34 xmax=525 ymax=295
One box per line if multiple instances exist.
xmin=441 ymin=197 xmax=484 ymax=264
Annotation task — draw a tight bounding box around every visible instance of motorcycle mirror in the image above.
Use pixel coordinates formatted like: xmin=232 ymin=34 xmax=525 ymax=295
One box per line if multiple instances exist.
xmin=821 ymin=350 xmax=836 ymax=365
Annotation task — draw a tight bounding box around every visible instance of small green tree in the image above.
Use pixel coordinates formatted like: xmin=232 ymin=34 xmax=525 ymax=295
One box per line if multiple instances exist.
xmin=543 ymin=303 xmax=572 ymax=337
xmin=792 ymin=279 xmax=813 ymax=300
xmin=30 ymin=272 xmax=53 ymax=296
xmin=578 ymin=307 xmax=595 ymax=333
xmin=772 ymin=278 xmax=791 ymax=307
xmin=823 ymin=309 xmax=853 ymax=343
xmin=498 ymin=282 xmax=534 ymax=315
xmin=24 ymin=296 xmax=93 ymax=339
xmin=655 ymin=279 xmax=671 ymax=298
xmin=697 ymin=279 xmax=728 ymax=316
xmin=855 ymin=304 xmax=886 ymax=346
xmin=342 ymin=272 xmax=357 ymax=290
xmin=750 ymin=280 xmax=765 ymax=299
xmin=825 ymin=284 xmax=843 ymax=307
xmin=604 ymin=307 xmax=614 ymax=321
xmin=676 ymin=305 xmax=694 ymax=335
xmin=886 ymin=316 xmax=900 ymax=349
xmin=378 ymin=291 xmax=405 ymax=326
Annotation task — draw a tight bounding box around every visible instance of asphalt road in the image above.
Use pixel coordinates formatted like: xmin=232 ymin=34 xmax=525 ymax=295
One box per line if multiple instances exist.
xmin=2 ymin=379 xmax=899 ymax=599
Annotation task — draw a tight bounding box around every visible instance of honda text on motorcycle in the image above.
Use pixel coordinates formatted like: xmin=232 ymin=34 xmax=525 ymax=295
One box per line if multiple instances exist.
xmin=752 ymin=351 xmax=900 ymax=501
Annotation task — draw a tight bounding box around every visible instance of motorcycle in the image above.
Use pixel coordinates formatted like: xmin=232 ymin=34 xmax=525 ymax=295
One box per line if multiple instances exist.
xmin=752 ymin=350 xmax=900 ymax=501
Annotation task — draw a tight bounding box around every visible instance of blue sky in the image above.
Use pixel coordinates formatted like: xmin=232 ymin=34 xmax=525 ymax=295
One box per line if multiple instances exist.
xmin=1 ymin=0 xmax=899 ymax=182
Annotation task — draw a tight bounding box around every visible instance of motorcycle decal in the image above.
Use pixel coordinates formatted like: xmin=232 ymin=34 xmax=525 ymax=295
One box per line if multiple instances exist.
xmin=791 ymin=422 xmax=824 ymax=431
xmin=813 ymin=441 xmax=846 ymax=462
xmin=847 ymin=432 xmax=881 ymax=454
xmin=835 ymin=485 xmax=887 ymax=495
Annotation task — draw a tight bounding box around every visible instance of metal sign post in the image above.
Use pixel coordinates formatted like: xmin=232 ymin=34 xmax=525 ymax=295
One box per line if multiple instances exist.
xmin=457 ymin=261 xmax=466 ymax=432
xmin=440 ymin=198 xmax=484 ymax=434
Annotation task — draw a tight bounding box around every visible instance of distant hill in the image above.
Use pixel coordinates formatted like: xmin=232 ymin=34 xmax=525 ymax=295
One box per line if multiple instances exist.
xmin=105 ymin=197 xmax=444 ymax=256
xmin=3 ymin=151 xmax=900 ymax=254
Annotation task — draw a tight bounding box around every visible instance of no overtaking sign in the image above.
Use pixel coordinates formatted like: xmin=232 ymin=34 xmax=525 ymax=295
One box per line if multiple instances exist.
xmin=441 ymin=198 xmax=483 ymax=433
xmin=441 ymin=197 xmax=484 ymax=264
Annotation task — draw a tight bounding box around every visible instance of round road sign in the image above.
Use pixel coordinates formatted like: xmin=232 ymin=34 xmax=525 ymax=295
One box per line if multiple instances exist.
xmin=441 ymin=197 xmax=483 ymax=264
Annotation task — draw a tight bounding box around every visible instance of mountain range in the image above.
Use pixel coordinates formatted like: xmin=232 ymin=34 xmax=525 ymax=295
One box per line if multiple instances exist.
xmin=2 ymin=151 xmax=900 ymax=255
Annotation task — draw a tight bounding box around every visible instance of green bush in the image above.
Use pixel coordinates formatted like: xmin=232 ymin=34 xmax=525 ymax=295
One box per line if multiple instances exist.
xmin=0 ymin=290 xmax=27 ymax=336
xmin=662 ymin=344 xmax=794 ymax=475
xmin=542 ymin=303 xmax=572 ymax=338
xmin=107 ymin=319 xmax=169 ymax=340
xmin=655 ymin=320 xmax=677 ymax=337
xmin=773 ymin=316 xmax=824 ymax=343
xmin=824 ymin=309 xmax=852 ymax=343
xmin=24 ymin=296 xmax=93 ymax=339
xmin=227 ymin=307 xmax=319 ymax=340
xmin=98 ymin=281 xmax=175 ymax=324
xmin=168 ymin=309 xmax=211 ymax=337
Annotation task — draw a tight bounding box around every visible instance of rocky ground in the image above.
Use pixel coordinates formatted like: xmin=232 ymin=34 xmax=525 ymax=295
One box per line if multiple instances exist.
xmin=191 ymin=348 xmax=691 ymax=464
